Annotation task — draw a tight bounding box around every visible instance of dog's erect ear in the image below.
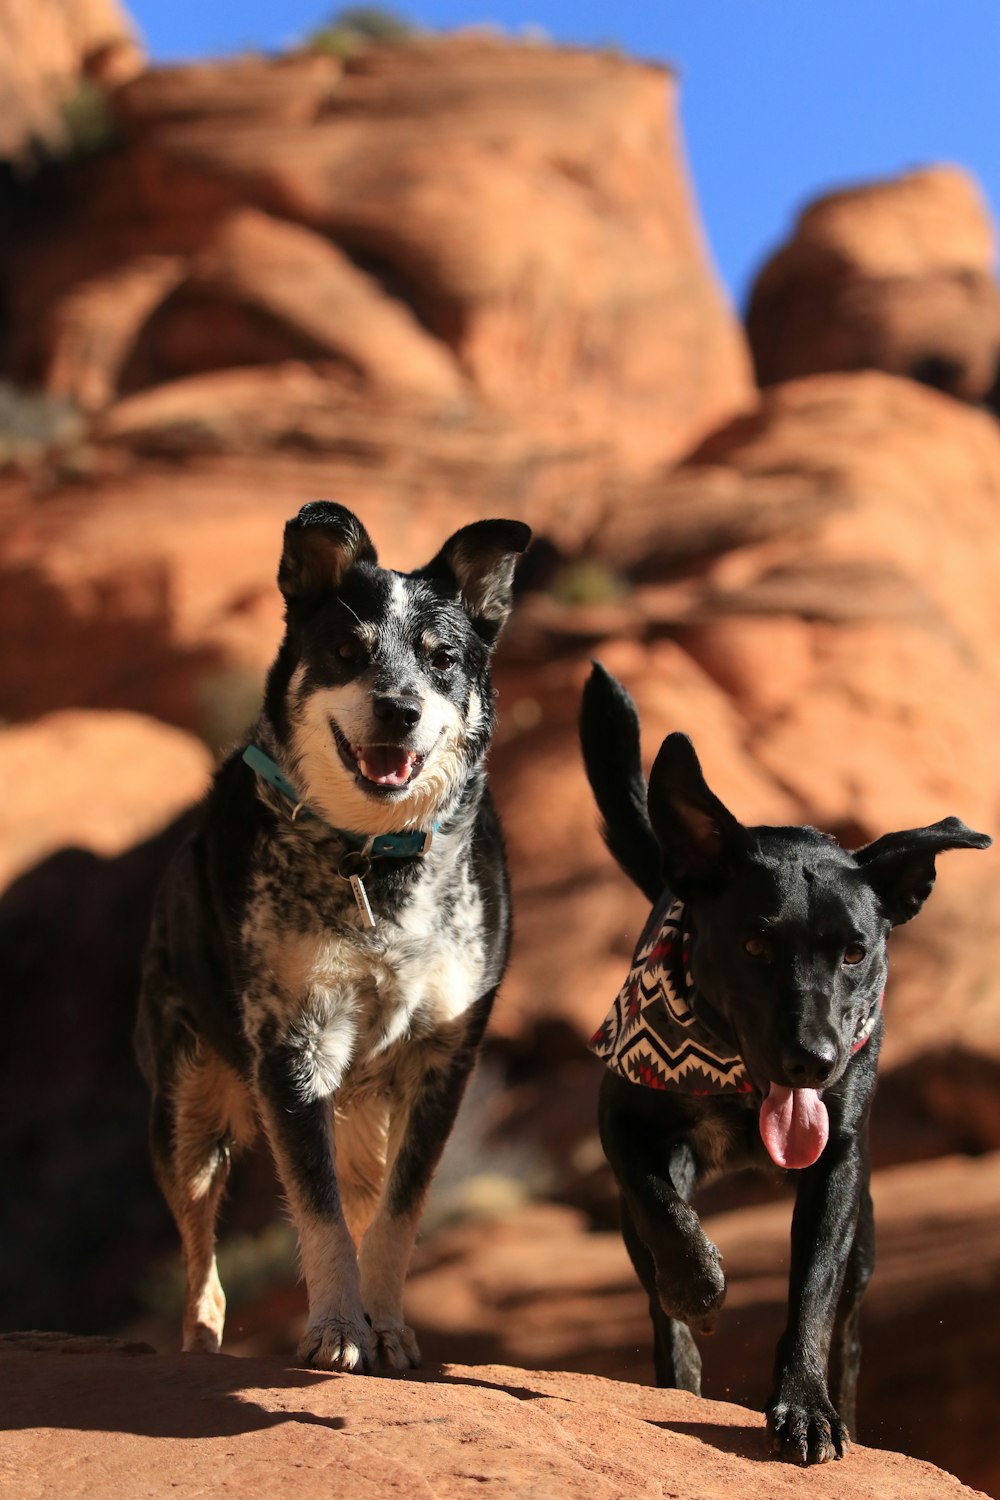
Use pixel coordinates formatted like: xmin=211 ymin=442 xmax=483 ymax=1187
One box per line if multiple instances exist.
xmin=421 ymin=519 xmax=532 ymax=641
xmin=278 ymin=501 xmax=377 ymax=609
xmin=647 ymin=733 xmax=751 ymax=896
xmin=853 ymin=817 xmax=991 ymax=926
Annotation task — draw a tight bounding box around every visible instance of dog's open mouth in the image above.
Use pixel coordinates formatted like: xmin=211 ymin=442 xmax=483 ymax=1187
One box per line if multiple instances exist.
xmin=331 ymin=722 xmax=425 ymax=792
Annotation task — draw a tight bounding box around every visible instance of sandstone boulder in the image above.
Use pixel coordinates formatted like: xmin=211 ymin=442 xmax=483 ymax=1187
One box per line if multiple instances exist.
xmin=2 ymin=39 xmax=752 ymax=470
xmin=747 ymin=166 xmax=1000 ymax=405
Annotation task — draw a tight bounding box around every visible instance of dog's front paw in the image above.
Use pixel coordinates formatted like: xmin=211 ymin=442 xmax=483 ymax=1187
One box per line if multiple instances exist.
xmin=372 ymin=1321 xmax=422 ymax=1371
xmin=298 ymin=1314 xmax=374 ymax=1374
xmin=655 ymin=1239 xmax=727 ymax=1333
xmin=767 ymin=1388 xmax=850 ymax=1466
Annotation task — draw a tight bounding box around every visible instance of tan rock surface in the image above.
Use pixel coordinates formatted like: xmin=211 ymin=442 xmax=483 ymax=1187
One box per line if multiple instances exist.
xmin=747 ymin=166 xmax=1000 ymax=402
xmin=0 ymin=709 xmax=210 ymax=888
xmin=0 ymin=1343 xmax=986 ymax=1499
xmin=0 ymin=0 xmax=142 ymax=161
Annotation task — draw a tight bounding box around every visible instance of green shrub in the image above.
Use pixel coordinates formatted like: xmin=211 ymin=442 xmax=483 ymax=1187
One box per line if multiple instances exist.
xmin=308 ymin=5 xmax=418 ymax=56
xmin=0 ymin=381 xmax=86 ymax=471
xmin=59 ymin=80 xmax=119 ymax=158
xmin=549 ymin=558 xmax=628 ymax=607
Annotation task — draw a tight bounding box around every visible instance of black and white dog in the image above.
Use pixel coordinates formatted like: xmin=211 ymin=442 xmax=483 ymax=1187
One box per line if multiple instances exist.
xmin=135 ymin=502 xmax=530 ymax=1372
xmin=580 ymin=663 xmax=990 ymax=1464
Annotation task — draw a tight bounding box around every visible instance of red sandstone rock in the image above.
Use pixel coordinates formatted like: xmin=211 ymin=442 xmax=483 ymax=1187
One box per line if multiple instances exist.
xmin=0 ymin=709 xmax=211 ymax=888
xmin=3 ymin=39 xmax=752 ymax=468
xmin=0 ymin=1343 xmax=986 ymax=1498
xmin=183 ymin=209 xmax=465 ymax=402
xmin=747 ymin=166 xmax=1000 ymax=403
xmin=44 ymin=255 xmax=186 ymax=413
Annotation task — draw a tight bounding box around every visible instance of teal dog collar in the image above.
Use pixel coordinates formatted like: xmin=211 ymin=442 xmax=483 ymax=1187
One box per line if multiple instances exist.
xmin=242 ymin=743 xmax=435 ymax=858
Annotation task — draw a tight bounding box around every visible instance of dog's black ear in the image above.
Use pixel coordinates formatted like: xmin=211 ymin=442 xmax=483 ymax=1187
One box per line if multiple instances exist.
xmin=421 ymin=519 xmax=532 ymax=641
xmin=854 ymin=817 xmax=992 ymax=926
xmin=647 ymin=733 xmax=751 ymax=896
xmin=278 ymin=502 xmax=377 ymax=609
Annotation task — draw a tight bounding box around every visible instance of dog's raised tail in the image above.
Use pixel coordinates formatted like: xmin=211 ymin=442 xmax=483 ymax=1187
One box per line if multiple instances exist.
xmin=580 ymin=663 xmax=662 ymax=904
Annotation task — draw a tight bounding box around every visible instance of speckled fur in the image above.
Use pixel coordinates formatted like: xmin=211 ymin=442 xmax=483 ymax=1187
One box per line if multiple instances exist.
xmin=135 ymin=503 xmax=530 ymax=1372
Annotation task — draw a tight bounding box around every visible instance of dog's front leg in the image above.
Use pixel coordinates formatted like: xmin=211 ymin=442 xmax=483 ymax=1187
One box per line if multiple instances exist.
xmin=828 ymin=1163 xmax=874 ymax=1437
xmin=598 ymin=1078 xmax=724 ymax=1372
xmin=359 ymin=1004 xmax=494 ymax=1370
xmin=255 ymin=1030 xmax=373 ymax=1373
xmin=767 ymin=1134 xmax=868 ymax=1465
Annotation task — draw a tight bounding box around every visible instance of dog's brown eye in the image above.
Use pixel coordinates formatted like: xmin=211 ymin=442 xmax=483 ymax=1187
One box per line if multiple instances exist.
xmin=431 ymin=650 xmax=454 ymax=671
xmin=337 ymin=640 xmax=361 ymax=664
xmin=843 ymin=945 xmax=866 ymax=966
xmin=745 ymin=936 xmax=768 ymax=959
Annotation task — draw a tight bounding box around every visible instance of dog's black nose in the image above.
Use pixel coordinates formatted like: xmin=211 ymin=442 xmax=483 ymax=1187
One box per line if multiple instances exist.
xmin=373 ymin=694 xmax=422 ymax=734
xmin=781 ymin=1040 xmax=838 ymax=1088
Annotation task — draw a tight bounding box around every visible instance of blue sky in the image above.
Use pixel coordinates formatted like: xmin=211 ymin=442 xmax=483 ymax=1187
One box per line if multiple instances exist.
xmin=126 ymin=1 xmax=1000 ymax=307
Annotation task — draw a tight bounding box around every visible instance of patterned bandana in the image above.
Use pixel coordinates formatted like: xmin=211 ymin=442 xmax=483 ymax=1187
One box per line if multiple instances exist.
xmin=589 ymin=894 xmax=881 ymax=1096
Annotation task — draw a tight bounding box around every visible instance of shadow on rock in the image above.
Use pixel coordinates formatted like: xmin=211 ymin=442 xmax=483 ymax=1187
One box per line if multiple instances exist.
xmin=0 ymin=1338 xmax=344 ymax=1440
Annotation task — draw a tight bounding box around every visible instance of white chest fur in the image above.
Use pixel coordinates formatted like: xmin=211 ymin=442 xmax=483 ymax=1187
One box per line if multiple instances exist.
xmin=246 ymin=878 xmax=486 ymax=1101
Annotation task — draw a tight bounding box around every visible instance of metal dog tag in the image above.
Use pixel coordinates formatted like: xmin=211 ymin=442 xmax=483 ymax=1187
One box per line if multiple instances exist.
xmin=349 ymin=874 xmax=375 ymax=928
xmin=339 ymin=851 xmax=376 ymax=929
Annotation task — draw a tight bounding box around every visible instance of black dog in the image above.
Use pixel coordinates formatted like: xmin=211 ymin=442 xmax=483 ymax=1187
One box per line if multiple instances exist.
xmin=135 ymin=502 xmax=530 ymax=1372
xmin=580 ymin=662 xmax=990 ymax=1464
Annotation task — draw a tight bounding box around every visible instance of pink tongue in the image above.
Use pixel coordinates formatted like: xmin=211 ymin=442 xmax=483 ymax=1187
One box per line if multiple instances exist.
xmin=357 ymin=745 xmax=415 ymax=786
xmin=759 ymin=1083 xmax=829 ymax=1169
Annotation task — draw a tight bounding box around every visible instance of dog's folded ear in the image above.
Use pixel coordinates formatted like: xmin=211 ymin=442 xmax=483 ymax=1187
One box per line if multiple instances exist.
xmin=854 ymin=816 xmax=992 ymax=925
xmin=647 ymin=733 xmax=752 ymax=897
xmin=420 ymin=519 xmax=532 ymax=641
xmin=278 ymin=502 xmax=378 ymax=609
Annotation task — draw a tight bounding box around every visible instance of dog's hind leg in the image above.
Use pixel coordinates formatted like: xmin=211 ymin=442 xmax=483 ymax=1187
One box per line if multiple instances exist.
xmin=620 ymin=1198 xmax=703 ymax=1392
xmin=828 ymin=1169 xmax=875 ymax=1436
xmin=150 ymin=1047 xmax=250 ymax=1354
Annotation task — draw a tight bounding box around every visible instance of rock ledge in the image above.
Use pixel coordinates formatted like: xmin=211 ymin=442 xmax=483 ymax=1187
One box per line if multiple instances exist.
xmin=0 ymin=1341 xmax=986 ymax=1498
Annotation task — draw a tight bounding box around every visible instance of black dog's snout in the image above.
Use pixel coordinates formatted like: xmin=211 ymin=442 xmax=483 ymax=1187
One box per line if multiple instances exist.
xmin=373 ymin=694 xmax=422 ymax=735
xmin=780 ymin=1039 xmax=838 ymax=1088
